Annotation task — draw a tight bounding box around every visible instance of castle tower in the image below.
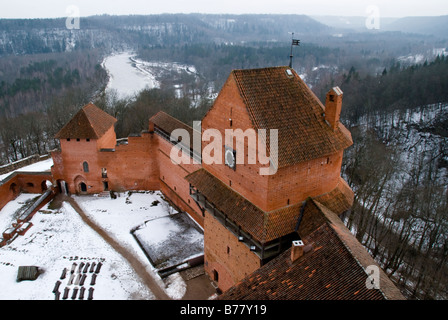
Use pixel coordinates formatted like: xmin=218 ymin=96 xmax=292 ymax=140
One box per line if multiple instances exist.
xmin=187 ymin=67 xmax=354 ymax=292
xmin=52 ymin=103 xmax=117 ymax=194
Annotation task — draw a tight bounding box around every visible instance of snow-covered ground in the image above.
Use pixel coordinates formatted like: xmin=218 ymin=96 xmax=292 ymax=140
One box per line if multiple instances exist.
xmin=0 ymin=190 xmax=201 ymax=300
xmin=0 ymin=158 xmax=53 ymax=182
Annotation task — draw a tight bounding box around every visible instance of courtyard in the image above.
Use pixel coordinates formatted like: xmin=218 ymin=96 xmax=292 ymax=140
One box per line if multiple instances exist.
xmin=0 ymin=189 xmax=216 ymax=300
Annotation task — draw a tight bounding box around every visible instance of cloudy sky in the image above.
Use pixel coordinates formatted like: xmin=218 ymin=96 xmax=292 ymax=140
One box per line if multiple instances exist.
xmin=0 ymin=0 xmax=447 ymax=19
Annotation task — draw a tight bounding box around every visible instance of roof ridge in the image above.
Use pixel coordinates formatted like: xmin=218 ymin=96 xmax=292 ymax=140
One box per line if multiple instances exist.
xmin=81 ymin=106 xmax=100 ymax=139
xmin=312 ymin=199 xmax=405 ymax=300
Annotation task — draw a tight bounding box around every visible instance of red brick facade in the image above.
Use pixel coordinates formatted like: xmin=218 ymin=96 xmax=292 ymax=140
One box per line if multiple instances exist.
xmin=1 ymin=67 xmax=355 ymax=296
xmin=191 ymin=67 xmax=354 ymax=292
xmin=0 ymin=173 xmax=53 ymax=211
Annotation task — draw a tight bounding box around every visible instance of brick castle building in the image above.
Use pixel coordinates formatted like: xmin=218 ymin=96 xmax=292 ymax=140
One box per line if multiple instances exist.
xmin=48 ymin=66 xmax=404 ymax=299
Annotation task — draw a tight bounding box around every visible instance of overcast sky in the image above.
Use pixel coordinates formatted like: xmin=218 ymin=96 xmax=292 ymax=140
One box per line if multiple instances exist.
xmin=1 ymin=0 xmax=447 ymax=19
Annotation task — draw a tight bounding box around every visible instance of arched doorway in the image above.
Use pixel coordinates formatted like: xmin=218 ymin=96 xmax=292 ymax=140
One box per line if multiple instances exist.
xmin=74 ymin=175 xmax=87 ymax=194
xmin=80 ymin=182 xmax=87 ymax=193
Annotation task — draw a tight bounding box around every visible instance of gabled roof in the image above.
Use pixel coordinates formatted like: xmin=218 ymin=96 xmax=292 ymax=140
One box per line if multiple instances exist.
xmin=149 ymin=111 xmax=195 ymax=138
xmin=230 ymin=67 xmax=353 ymax=168
xmin=186 ymin=168 xmax=353 ymax=243
xmin=55 ymin=103 xmax=117 ymax=140
xmin=219 ymin=199 xmax=406 ymax=301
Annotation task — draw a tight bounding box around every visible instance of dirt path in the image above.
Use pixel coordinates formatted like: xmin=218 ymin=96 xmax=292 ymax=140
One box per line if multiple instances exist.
xmin=65 ymin=196 xmax=171 ymax=300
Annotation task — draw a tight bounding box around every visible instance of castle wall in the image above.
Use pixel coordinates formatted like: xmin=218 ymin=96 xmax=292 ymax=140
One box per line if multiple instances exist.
xmin=202 ymin=75 xmax=270 ymax=211
xmin=156 ymin=134 xmax=203 ymax=226
xmin=0 ymin=173 xmax=53 ymax=211
xmin=204 ymin=213 xmax=261 ymax=292
xmin=98 ymin=133 xmax=159 ymax=192
xmin=266 ymin=151 xmax=344 ymax=210
xmin=57 ymin=137 xmax=101 ymax=194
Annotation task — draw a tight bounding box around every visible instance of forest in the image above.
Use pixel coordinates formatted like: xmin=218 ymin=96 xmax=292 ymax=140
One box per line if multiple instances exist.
xmin=0 ymin=13 xmax=447 ymax=300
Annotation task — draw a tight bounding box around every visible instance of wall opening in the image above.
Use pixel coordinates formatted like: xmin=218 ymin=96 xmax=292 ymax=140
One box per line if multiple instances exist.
xmin=83 ymin=161 xmax=89 ymax=173
xmin=213 ymin=269 xmax=219 ymax=282
xmin=10 ymin=183 xmax=19 ymax=196
xmin=80 ymin=182 xmax=87 ymax=193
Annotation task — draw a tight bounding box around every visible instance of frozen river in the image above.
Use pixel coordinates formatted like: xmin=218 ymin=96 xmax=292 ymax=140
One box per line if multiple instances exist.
xmin=102 ymin=52 xmax=159 ymax=99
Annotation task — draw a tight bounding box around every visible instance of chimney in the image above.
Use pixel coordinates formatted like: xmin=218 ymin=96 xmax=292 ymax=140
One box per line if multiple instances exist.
xmin=325 ymin=87 xmax=343 ymax=131
xmin=291 ymin=240 xmax=305 ymax=262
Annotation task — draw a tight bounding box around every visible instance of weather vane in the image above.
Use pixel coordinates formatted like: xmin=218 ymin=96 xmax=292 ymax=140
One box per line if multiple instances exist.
xmin=289 ymin=32 xmax=300 ymax=68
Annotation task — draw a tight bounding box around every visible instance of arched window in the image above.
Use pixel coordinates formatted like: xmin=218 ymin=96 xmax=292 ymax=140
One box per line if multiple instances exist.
xmin=83 ymin=161 xmax=89 ymax=173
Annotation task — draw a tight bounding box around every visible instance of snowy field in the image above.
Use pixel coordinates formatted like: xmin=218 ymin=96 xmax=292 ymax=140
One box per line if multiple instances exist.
xmin=0 ymin=190 xmax=201 ymax=300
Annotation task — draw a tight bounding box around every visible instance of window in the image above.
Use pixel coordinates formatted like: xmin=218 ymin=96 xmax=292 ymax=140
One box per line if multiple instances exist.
xmin=227 ymin=246 xmax=230 ymax=255
xmin=102 ymin=168 xmax=107 ymax=178
xmin=83 ymin=161 xmax=89 ymax=173
xmin=67 ymin=138 xmax=71 ymax=142
xmin=213 ymin=270 xmax=219 ymax=282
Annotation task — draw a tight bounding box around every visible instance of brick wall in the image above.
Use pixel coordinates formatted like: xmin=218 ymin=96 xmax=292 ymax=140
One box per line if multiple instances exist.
xmin=98 ymin=133 xmax=159 ymax=192
xmin=0 ymin=173 xmax=53 ymax=211
xmin=204 ymin=213 xmax=261 ymax=292
xmin=202 ymin=75 xmax=270 ymax=211
xmin=266 ymin=151 xmax=344 ymax=211
xmin=157 ymin=134 xmax=203 ymax=226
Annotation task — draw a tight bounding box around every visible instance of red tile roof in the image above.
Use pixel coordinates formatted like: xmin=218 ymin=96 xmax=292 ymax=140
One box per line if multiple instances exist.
xmin=150 ymin=111 xmax=195 ymax=138
xmin=186 ymin=168 xmax=353 ymax=243
xmin=219 ymin=199 xmax=406 ymax=300
xmin=231 ymin=67 xmax=353 ymax=168
xmin=55 ymin=103 xmax=117 ymax=140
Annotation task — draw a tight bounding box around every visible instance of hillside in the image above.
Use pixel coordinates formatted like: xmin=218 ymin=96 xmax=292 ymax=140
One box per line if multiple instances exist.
xmin=383 ymin=15 xmax=448 ymax=37
xmin=0 ymin=14 xmax=330 ymax=56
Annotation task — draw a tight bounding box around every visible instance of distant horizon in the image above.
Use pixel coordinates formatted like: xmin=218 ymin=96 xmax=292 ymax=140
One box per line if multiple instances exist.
xmin=0 ymin=0 xmax=447 ymax=20
xmin=0 ymin=12 xmax=447 ymax=20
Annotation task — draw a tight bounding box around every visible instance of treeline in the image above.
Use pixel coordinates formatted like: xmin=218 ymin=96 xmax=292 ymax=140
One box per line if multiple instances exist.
xmin=0 ymin=85 xmax=210 ymax=165
xmin=343 ymin=113 xmax=448 ymax=299
xmin=318 ymin=55 xmax=448 ymax=125
xmin=324 ymin=56 xmax=448 ymax=299
xmin=137 ymin=42 xmax=342 ymax=90
xmin=0 ymin=50 xmax=108 ymax=117
xmin=94 ymin=88 xmax=211 ymax=139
